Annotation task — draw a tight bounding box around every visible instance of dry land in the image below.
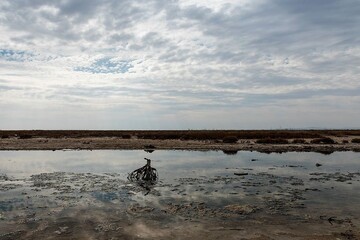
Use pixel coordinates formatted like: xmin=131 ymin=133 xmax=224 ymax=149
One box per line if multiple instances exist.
xmin=1 ymin=130 xmax=360 ymax=152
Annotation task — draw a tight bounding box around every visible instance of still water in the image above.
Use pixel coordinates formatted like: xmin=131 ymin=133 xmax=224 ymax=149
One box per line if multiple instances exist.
xmin=2 ymin=150 xmax=360 ymax=177
xmin=1 ymin=150 xmax=360 ymax=239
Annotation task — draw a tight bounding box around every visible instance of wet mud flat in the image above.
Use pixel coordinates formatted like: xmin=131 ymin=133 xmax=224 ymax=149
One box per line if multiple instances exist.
xmin=0 ymin=150 xmax=360 ymax=239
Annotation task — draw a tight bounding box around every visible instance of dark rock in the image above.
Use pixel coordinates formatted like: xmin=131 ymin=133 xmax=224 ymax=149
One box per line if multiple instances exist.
xmin=234 ymin=172 xmax=248 ymax=176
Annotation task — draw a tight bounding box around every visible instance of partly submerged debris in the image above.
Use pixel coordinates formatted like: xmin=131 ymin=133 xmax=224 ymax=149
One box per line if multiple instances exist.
xmin=128 ymin=158 xmax=158 ymax=184
xmin=144 ymin=149 xmax=155 ymax=153
xmin=128 ymin=158 xmax=158 ymax=195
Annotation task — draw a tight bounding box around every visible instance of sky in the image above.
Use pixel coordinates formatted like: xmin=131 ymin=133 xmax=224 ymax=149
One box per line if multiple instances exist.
xmin=0 ymin=0 xmax=359 ymax=130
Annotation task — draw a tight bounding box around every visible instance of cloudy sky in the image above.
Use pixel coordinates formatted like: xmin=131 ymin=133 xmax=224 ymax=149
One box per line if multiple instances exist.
xmin=0 ymin=0 xmax=359 ymax=129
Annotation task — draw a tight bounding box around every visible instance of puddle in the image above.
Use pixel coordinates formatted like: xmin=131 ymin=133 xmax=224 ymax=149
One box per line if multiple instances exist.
xmin=1 ymin=150 xmax=360 ymax=239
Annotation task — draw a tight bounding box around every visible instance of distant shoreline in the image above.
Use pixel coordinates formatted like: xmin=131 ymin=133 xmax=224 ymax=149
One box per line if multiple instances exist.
xmin=1 ymin=130 xmax=360 ymax=152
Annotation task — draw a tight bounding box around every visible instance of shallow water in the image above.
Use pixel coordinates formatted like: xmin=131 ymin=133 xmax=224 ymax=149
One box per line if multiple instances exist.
xmin=1 ymin=150 xmax=360 ymax=239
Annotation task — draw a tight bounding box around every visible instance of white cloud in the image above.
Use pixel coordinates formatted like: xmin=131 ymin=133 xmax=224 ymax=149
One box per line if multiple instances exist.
xmin=0 ymin=0 xmax=359 ymax=129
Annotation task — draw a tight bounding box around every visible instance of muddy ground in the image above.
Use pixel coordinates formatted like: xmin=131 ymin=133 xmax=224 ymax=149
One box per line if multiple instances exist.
xmin=1 ymin=171 xmax=360 ymax=239
xmin=1 ymin=154 xmax=360 ymax=239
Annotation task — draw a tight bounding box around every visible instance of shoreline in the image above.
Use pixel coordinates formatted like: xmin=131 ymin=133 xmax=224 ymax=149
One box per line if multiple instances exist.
xmin=1 ymin=137 xmax=360 ymax=152
xmin=1 ymin=137 xmax=360 ymax=239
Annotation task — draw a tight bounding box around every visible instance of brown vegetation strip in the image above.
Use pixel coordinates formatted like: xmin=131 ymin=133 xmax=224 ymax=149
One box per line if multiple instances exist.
xmin=1 ymin=129 xmax=360 ymax=140
xmin=1 ymin=137 xmax=360 ymax=153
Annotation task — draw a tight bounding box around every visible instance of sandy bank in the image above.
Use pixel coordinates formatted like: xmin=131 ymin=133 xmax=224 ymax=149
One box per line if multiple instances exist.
xmin=1 ymin=137 xmax=360 ymax=152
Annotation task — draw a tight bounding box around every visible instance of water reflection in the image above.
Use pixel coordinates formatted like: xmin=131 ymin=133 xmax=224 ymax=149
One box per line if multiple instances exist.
xmin=144 ymin=149 xmax=155 ymax=153
xmin=222 ymin=150 xmax=238 ymax=155
xmin=1 ymin=150 xmax=360 ymax=239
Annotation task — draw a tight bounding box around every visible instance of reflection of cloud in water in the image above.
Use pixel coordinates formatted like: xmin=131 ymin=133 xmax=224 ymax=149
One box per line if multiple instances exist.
xmin=0 ymin=151 xmax=359 ymax=240
xmin=92 ymin=192 xmax=120 ymax=202
xmin=1 ymin=151 xmax=360 ymax=199
xmin=0 ymin=154 xmax=359 ymax=239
